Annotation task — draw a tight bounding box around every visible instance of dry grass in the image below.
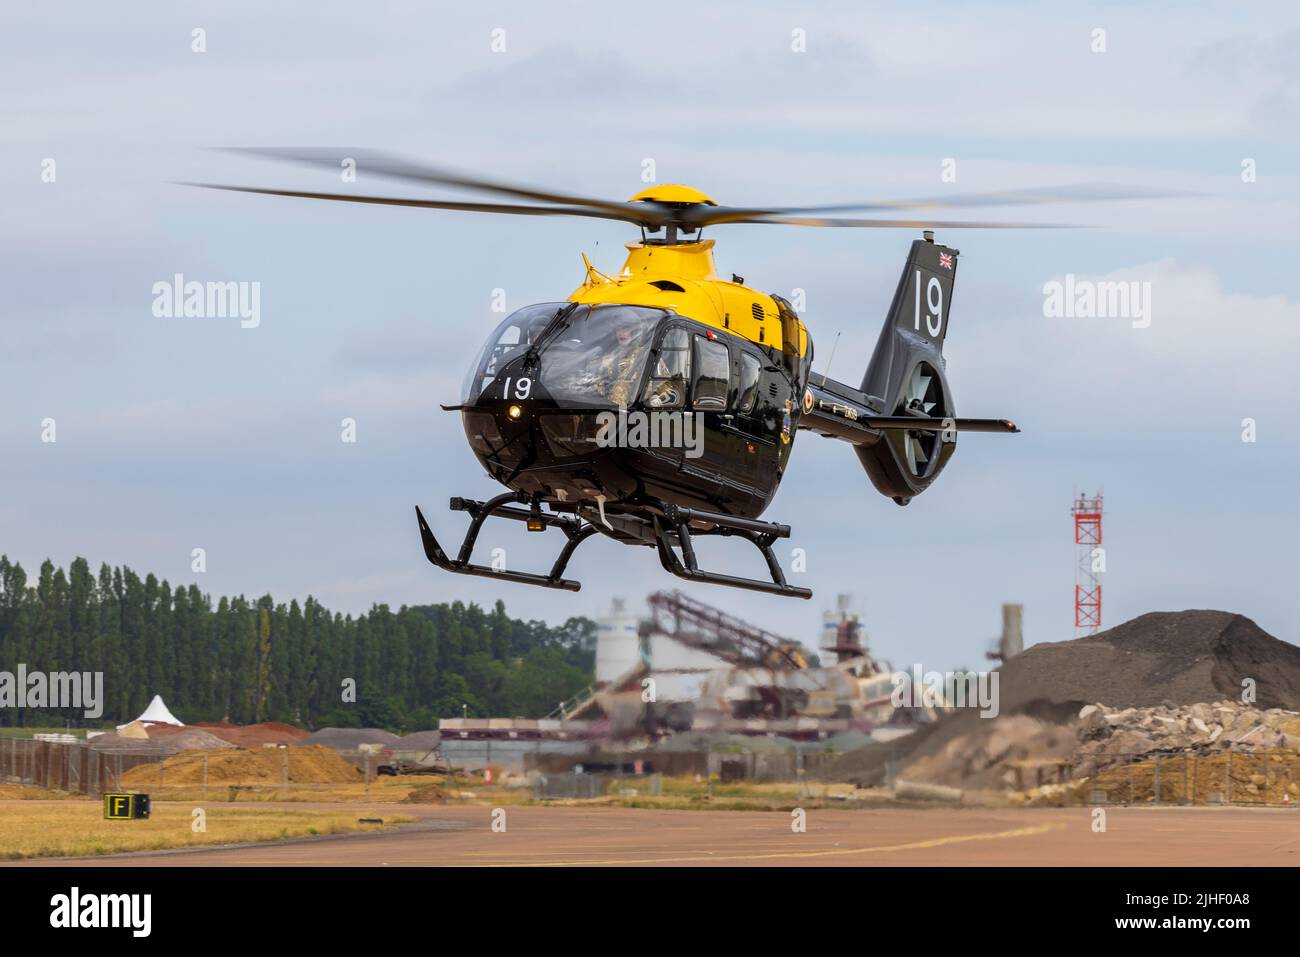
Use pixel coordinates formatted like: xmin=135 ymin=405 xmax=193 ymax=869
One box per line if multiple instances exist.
xmin=0 ymin=798 xmax=414 ymax=860
xmin=0 ymin=784 xmax=80 ymax=800
xmin=120 ymin=746 xmax=361 ymax=788
xmin=112 ymin=774 xmax=445 ymax=804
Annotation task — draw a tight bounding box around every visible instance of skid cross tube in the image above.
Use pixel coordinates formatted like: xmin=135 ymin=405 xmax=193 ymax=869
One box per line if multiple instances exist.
xmin=414 ymin=492 xmax=597 ymax=591
xmin=652 ymin=507 xmax=813 ymax=600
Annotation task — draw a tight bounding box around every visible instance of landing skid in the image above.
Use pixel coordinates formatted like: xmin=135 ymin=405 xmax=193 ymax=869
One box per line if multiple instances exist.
xmin=414 ymin=494 xmax=813 ymax=599
xmin=415 ymin=492 xmax=597 ymax=591
xmin=651 ymin=504 xmax=813 ymax=600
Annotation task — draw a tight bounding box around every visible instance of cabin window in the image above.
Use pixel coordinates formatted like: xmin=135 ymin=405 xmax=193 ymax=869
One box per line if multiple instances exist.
xmin=737 ymin=352 xmax=761 ymax=413
xmin=692 ymin=336 xmax=730 ymax=411
xmin=643 ymin=327 xmax=690 ymax=409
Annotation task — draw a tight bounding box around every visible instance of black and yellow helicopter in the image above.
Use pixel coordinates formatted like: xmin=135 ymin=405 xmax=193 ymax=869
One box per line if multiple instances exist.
xmin=193 ymin=152 xmax=1161 ymax=599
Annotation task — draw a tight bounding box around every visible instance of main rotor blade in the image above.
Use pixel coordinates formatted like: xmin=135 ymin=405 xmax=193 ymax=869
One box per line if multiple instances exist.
xmin=730 ymin=215 xmax=1077 ymax=229
xmin=685 ymin=183 xmax=1192 ymax=227
xmin=217 ymin=147 xmax=671 ymax=225
xmin=182 ymin=183 xmax=653 ymax=224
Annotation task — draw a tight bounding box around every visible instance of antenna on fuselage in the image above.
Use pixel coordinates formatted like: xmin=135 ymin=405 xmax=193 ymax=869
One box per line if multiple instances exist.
xmin=818 ymin=331 xmax=843 ymax=386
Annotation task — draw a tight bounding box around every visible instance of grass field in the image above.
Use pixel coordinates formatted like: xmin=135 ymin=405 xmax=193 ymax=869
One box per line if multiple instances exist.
xmin=0 ymin=799 xmax=414 ymax=860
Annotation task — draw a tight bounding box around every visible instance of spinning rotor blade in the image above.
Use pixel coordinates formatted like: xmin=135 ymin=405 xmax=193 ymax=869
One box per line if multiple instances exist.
xmin=729 ymin=215 xmax=1075 ymax=229
xmin=195 ymin=150 xmax=1189 ymax=231
xmin=182 ymin=183 xmax=651 ymax=223
xmin=216 ymin=147 xmax=671 ymax=226
xmin=685 ymin=183 xmax=1192 ymax=227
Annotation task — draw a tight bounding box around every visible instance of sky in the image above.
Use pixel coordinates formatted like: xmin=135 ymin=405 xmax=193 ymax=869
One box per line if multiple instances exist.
xmin=2 ymin=1 xmax=1299 ymax=674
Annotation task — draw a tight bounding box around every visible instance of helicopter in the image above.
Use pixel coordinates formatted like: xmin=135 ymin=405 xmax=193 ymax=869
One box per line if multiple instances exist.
xmin=191 ymin=151 xmax=1170 ymax=600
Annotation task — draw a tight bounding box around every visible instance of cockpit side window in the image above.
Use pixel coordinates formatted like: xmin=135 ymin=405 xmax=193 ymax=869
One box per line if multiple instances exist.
xmin=692 ymin=335 xmax=731 ymax=411
xmin=737 ymin=352 xmax=761 ymax=413
xmin=643 ymin=327 xmax=690 ymax=409
xmin=462 ymin=302 xmax=563 ymax=403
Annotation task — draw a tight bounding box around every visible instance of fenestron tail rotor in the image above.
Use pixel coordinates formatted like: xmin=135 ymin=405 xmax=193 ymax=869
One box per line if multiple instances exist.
xmin=899 ymin=362 xmax=947 ymax=477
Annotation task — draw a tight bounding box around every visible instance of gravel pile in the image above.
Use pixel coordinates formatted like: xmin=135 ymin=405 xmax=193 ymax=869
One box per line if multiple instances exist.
xmin=392 ymin=730 xmax=441 ymax=751
xmin=298 ymin=727 xmax=401 ymax=750
xmin=89 ymin=728 xmax=235 ymax=754
xmin=998 ymin=610 xmax=1300 ymax=713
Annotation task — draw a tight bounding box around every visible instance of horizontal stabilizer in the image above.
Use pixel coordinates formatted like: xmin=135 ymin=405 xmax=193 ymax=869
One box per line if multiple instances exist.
xmin=863 ymin=416 xmax=1019 ymax=433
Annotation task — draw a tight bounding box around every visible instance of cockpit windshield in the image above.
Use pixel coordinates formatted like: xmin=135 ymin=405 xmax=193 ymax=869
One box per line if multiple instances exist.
xmin=537 ymin=304 xmax=663 ymax=407
xmin=463 ymin=302 xmax=664 ymax=408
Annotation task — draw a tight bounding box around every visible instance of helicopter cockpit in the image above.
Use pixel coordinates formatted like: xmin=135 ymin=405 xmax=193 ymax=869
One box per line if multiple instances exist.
xmin=463 ymin=302 xmax=667 ymax=408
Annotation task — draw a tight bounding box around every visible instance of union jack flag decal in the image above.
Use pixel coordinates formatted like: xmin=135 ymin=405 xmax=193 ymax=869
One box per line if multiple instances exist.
xmin=939 ymin=251 xmax=953 ymax=269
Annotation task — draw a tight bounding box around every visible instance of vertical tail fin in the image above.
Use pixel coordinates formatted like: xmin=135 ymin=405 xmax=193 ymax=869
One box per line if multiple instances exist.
xmin=861 ymin=236 xmax=958 ymax=402
xmin=856 ymin=237 xmax=959 ymax=504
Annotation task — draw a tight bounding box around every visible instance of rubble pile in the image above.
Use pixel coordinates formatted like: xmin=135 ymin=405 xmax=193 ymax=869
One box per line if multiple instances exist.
xmin=895 ymin=699 xmax=1300 ymax=796
xmin=1072 ymin=699 xmax=1300 ymax=779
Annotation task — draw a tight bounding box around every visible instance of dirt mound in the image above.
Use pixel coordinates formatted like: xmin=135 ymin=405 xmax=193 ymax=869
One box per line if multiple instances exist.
xmin=187 ymin=721 xmax=309 ymax=748
xmin=820 ymin=717 xmax=969 ymax=787
xmin=89 ymin=728 xmax=235 ymax=754
xmin=401 ymin=783 xmax=447 ymax=804
xmin=155 ymin=729 xmax=238 ymax=753
xmin=1000 ymin=610 xmax=1300 ymax=713
xmin=899 ymin=715 xmax=1078 ymax=791
xmin=120 ymin=745 xmax=362 ymax=787
xmin=299 ymin=727 xmax=400 ymax=750
xmin=87 ymin=732 xmax=163 ymax=753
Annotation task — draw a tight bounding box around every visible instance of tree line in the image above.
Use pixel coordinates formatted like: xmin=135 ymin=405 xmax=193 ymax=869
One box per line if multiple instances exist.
xmin=0 ymin=555 xmax=596 ymax=731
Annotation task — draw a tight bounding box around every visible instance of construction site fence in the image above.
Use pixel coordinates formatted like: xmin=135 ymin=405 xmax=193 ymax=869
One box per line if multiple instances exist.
xmin=0 ymin=738 xmax=398 ymax=800
xmin=534 ymin=772 xmax=665 ymax=801
xmin=1060 ymin=749 xmax=1300 ymax=808
xmin=5 ymin=737 xmax=1294 ymax=808
xmin=0 ymin=738 xmax=158 ymax=796
xmin=523 ymin=748 xmax=846 ymax=781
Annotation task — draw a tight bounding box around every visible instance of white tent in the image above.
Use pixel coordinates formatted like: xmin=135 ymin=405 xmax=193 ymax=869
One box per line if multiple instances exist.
xmin=116 ymin=694 xmax=185 ymax=730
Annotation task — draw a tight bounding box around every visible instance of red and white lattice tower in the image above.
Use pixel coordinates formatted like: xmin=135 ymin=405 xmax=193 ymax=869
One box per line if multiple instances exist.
xmin=1072 ymin=492 xmax=1103 ymax=635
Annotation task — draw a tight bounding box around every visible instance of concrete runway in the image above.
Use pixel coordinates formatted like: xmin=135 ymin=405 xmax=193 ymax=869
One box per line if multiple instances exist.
xmin=15 ymin=803 xmax=1300 ymax=866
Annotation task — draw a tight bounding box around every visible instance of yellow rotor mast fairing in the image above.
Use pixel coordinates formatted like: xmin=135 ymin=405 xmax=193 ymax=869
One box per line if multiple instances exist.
xmin=569 ymin=185 xmax=809 ymax=358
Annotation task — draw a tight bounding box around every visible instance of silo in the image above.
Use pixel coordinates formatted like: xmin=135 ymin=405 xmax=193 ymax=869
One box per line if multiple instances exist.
xmin=595 ymin=597 xmax=642 ymax=686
